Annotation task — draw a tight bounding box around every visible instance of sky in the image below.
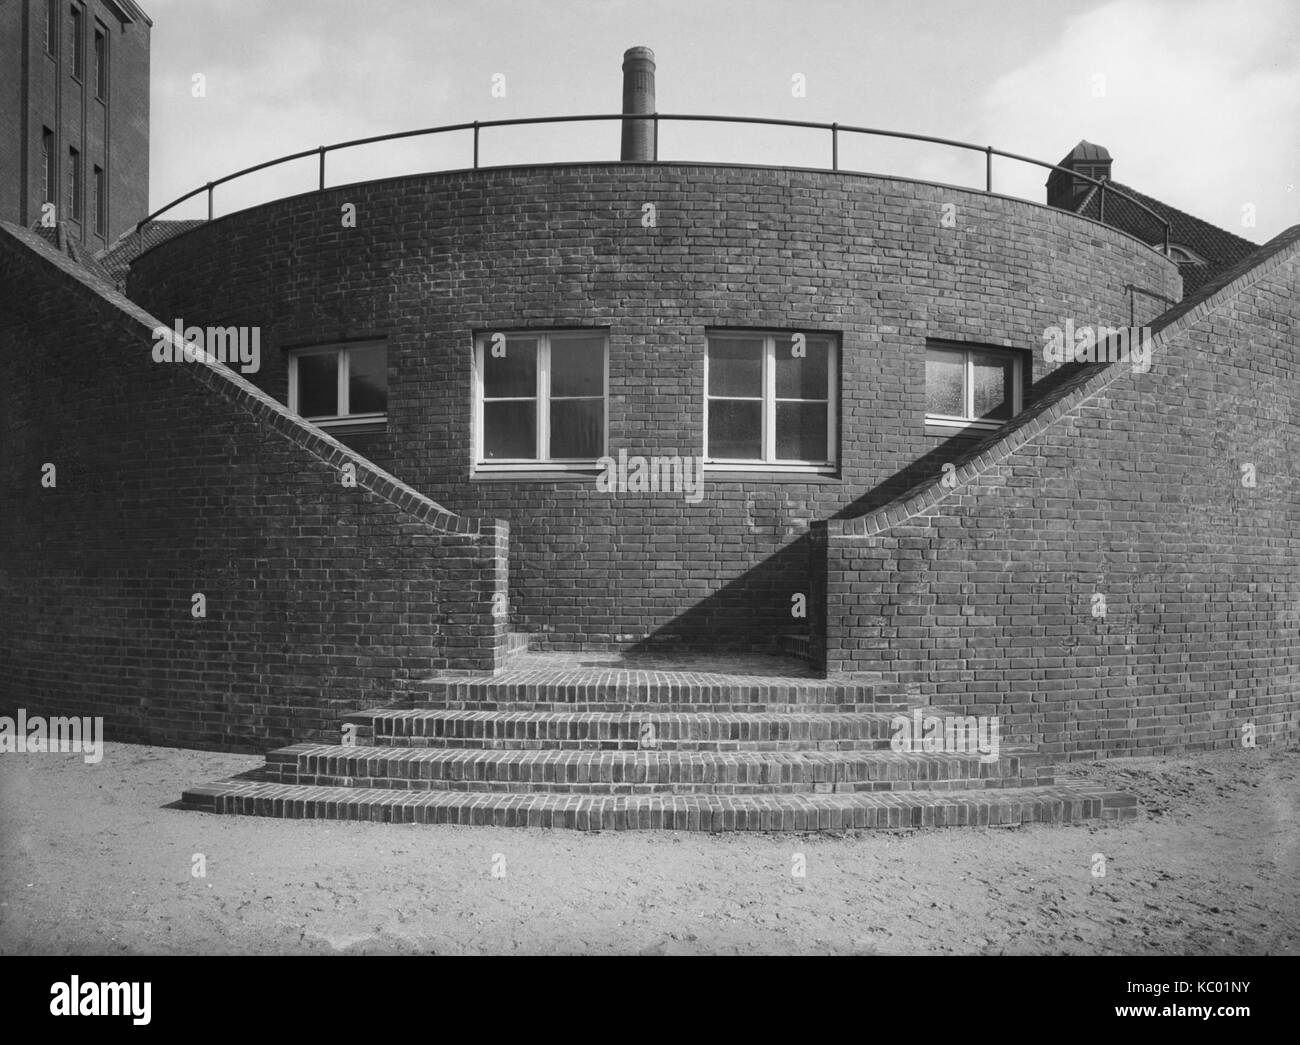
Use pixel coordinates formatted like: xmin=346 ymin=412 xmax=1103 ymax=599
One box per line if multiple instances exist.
xmin=145 ymin=0 xmax=1299 ymax=242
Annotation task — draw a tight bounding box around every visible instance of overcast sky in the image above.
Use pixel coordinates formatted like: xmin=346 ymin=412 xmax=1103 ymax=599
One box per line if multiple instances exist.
xmin=146 ymin=0 xmax=1298 ymax=242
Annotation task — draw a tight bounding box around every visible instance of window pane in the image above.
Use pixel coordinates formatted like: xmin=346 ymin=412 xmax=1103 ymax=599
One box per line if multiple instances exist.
xmin=483 ymin=337 xmax=537 ymax=398
xmin=297 ymin=353 xmax=338 ymax=417
xmin=925 ymin=348 xmax=965 ymax=416
xmin=971 ymin=351 xmax=1017 ymax=421
xmin=775 ymin=402 xmax=828 ymax=461
xmin=347 ymin=345 xmax=387 ymax=415
xmin=483 ymin=401 xmax=536 ymax=459
xmin=708 ymin=338 xmax=763 ymax=397
xmin=775 ymin=338 xmax=829 ymax=399
xmin=550 ymin=334 xmax=604 ymax=397
xmin=708 ymin=399 xmax=762 ymax=459
xmin=550 ymin=398 xmax=603 ymax=459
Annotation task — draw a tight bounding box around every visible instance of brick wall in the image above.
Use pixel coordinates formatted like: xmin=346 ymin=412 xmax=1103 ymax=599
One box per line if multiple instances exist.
xmin=820 ymin=227 xmax=1300 ymax=756
xmin=126 ymin=164 xmax=1180 ymax=652
xmin=0 ymin=223 xmax=508 ymax=753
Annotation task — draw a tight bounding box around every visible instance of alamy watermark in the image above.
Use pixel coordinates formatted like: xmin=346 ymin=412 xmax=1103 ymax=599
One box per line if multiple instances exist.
xmin=1042 ymin=319 xmax=1152 ymax=373
xmin=151 ymin=319 xmax=261 ymax=374
xmin=595 ymin=449 xmax=705 ymax=504
xmin=50 ymin=976 xmax=150 ymax=1025
xmin=0 ymin=709 xmax=104 ymax=764
xmin=890 ymin=710 xmax=1000 ymax=763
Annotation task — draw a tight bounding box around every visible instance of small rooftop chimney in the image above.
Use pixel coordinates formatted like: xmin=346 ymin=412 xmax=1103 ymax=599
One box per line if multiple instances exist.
xmin=620 ymin=46 xmax=656 ymax=162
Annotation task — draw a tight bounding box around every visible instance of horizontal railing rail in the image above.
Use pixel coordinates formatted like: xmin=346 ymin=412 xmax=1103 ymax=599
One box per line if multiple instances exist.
xmin=135 ymin=111 xmax=1172 ymax=255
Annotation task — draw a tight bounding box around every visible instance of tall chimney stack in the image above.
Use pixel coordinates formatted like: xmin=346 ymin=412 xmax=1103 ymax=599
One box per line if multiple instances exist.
xmin=620 ymin=46 xmax=656 ymax=162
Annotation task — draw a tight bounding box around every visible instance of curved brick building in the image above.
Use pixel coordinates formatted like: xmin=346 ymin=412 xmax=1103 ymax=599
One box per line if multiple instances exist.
xmin=2 ymin=46 xmax=1297 ymax=831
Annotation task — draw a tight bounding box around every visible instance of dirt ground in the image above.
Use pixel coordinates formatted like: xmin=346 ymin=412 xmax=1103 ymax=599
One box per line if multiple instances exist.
xmin=0 ymin=742 xmax=1296 ymax=955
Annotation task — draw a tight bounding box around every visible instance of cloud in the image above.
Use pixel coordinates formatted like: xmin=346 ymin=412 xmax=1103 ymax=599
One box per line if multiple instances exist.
xmin=948 ymin=0 xmax=1299 ymax=240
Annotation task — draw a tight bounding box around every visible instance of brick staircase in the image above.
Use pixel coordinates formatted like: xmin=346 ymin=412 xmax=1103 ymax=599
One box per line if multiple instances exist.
xmin=179 ymin=653 xmax=1137 ymax=831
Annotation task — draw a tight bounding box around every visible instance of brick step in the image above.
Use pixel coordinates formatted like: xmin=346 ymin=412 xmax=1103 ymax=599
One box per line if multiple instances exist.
xmin=345 ymin=708 xmax=930 ymax=751
xmin=401 ymin=667 xmax=907 ymax=711
xmin=398 ymin=684 xmax=907 ymax=713
xmin=264 ymin=743 xmax=1046 ymax=794
xmin=179 ymin=779 xmax=1136 ymax=831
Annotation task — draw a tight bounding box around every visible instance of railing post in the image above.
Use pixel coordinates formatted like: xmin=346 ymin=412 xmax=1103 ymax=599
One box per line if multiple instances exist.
xmin=832 ymin=123 xmax=838 ymax=171
xmin=1164 ymin=222 xmax=1170 ymax=257
xmin=318 ymin=146 xmax=326 ymax=190
xmin=1099 ymin=182 xmax=1105 ymax=223
xmin=206 ymin=182 xmax=213 ymax=221
xmin=653 ymin=114 xmax=658 ymax=161
xmin=985 ymin=147 xmax=993 ymax=192
xmin=473 ymin=121 xmax=480 ymax=169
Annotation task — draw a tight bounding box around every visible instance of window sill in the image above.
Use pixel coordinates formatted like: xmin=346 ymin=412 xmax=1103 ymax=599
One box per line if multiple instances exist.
xmin=309 ymin=417 xmax=388 ymax=436
xmin=704 ymin=465 xmax=839 ymax=483
xmin=471 ymin=468 xmax=603 ymax=482
xmin=925 ymin=418 xmax=1005 ymax=437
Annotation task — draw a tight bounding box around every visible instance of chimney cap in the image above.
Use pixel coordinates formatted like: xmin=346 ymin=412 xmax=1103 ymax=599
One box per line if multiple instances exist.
xmin=623 ymin=46 xmax=655 ymax=64
xmin=1060 ymin=139 xmax=1112 ymax=165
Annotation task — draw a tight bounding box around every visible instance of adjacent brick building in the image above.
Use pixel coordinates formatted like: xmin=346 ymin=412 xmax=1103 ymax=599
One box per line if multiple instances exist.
xmin=0 ymin=0 xmax=151 ymax=250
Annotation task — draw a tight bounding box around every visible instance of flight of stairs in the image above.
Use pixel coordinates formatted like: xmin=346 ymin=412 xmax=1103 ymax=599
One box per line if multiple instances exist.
xmin=179 ymin=653 xmax=1138 ymax=831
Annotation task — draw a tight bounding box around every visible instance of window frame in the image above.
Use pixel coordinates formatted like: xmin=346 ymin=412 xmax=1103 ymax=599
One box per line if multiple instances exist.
xmin=45 ymin=0 xmax=59 ymax=57
xmin=93 ymin=22 xmax=108 ymax=100
xmin=67 ymin=145 xmax=82 ymax=222
xmin=703 ymin=330 xmax=839 ymax=474
xmin=472 ymin=329 xmax=610 ymax=473
xmin=924 ymin=342 xmax=1024 ymax=432
xmin=287 ymin=341 xmax=389 ymax=430
xmin=70 ymin=4 xmax=84 ymax=81
xmin=92 ymin=164 xmax=105 ymax=236
xmin=42 ymin=128 xmax=56 ymax=206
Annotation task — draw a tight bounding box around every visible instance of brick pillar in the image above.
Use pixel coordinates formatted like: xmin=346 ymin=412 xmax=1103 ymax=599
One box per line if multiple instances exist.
xmin=620 ymin=46 xmax=656 ymax=162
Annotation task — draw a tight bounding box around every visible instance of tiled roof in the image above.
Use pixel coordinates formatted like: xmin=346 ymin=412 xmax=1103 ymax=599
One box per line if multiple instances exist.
xmin=98 ymin=219 xmax=206 ymax=289
xmin=1071 ymin=180 xmax=1260 ymax=295
xmin=27 ymin=221 xmax=117 ymax=289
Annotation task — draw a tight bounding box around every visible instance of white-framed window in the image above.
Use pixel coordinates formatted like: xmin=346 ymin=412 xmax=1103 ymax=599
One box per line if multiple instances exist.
xmin=704 ymin=331 xmax=838 ymax=472
xmin=473 ymin=330 xmax=608 ymax=471
xmin=288 ymin=341 xmax=388 ymax=428
xmin=925 ymin=342 xmax=1023 ymax=431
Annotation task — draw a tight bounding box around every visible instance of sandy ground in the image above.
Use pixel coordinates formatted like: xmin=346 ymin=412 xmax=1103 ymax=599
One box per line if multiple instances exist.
xmin=0 ymin=741 xmax=1297 ymax=955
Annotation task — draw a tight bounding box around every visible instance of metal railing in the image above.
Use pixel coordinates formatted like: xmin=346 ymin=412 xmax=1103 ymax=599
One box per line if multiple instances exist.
xmin=136 ymin=111 xmax=1172 ymax=255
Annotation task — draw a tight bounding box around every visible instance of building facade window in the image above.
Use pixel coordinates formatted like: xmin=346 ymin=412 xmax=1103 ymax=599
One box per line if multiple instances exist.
xmin=704 ymin=331 xmax=838 ymax=471
xmin=94 ymin=26 xmax=107 ymax=99
xmin=925 ymin=341 xmax=1023 ymax=430
xmin=42 ymin=128 xmax=56 ymax=205
xmin=473 ymin=330 xmax=608 ymax=470
xmin=70 ymin=4 xmax=84 ymax=80
xmin=288 ymin=342 xmax=388 ymax=428
xmin=67 ymin=146 xmax=82 ymax=221
xmin=93 ymin=165 xmax=106 ymax=236
xmin=45 ymin=0 xmax=59 ymax=56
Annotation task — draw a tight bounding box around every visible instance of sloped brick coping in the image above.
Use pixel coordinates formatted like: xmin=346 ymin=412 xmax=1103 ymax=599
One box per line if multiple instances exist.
xmin=826 ymin=223 xmax=1300 ymax=541
xmin=0 ymin=221 xmax=501 ymax=541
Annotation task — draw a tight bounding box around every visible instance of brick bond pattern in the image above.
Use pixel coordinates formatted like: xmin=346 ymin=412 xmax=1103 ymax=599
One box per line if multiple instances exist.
xmin=125 ymin=164 xmax=1180 ymax=654
xmin=819 ymin=227 xmax=1300 ymax=759
xmin=182 ymin=780 xmax=1136 ymax=833
xmin=180 ymin=656 xmax=1138 ymax=832
xmin=0 ymin=223 xmax=508 ymax=752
